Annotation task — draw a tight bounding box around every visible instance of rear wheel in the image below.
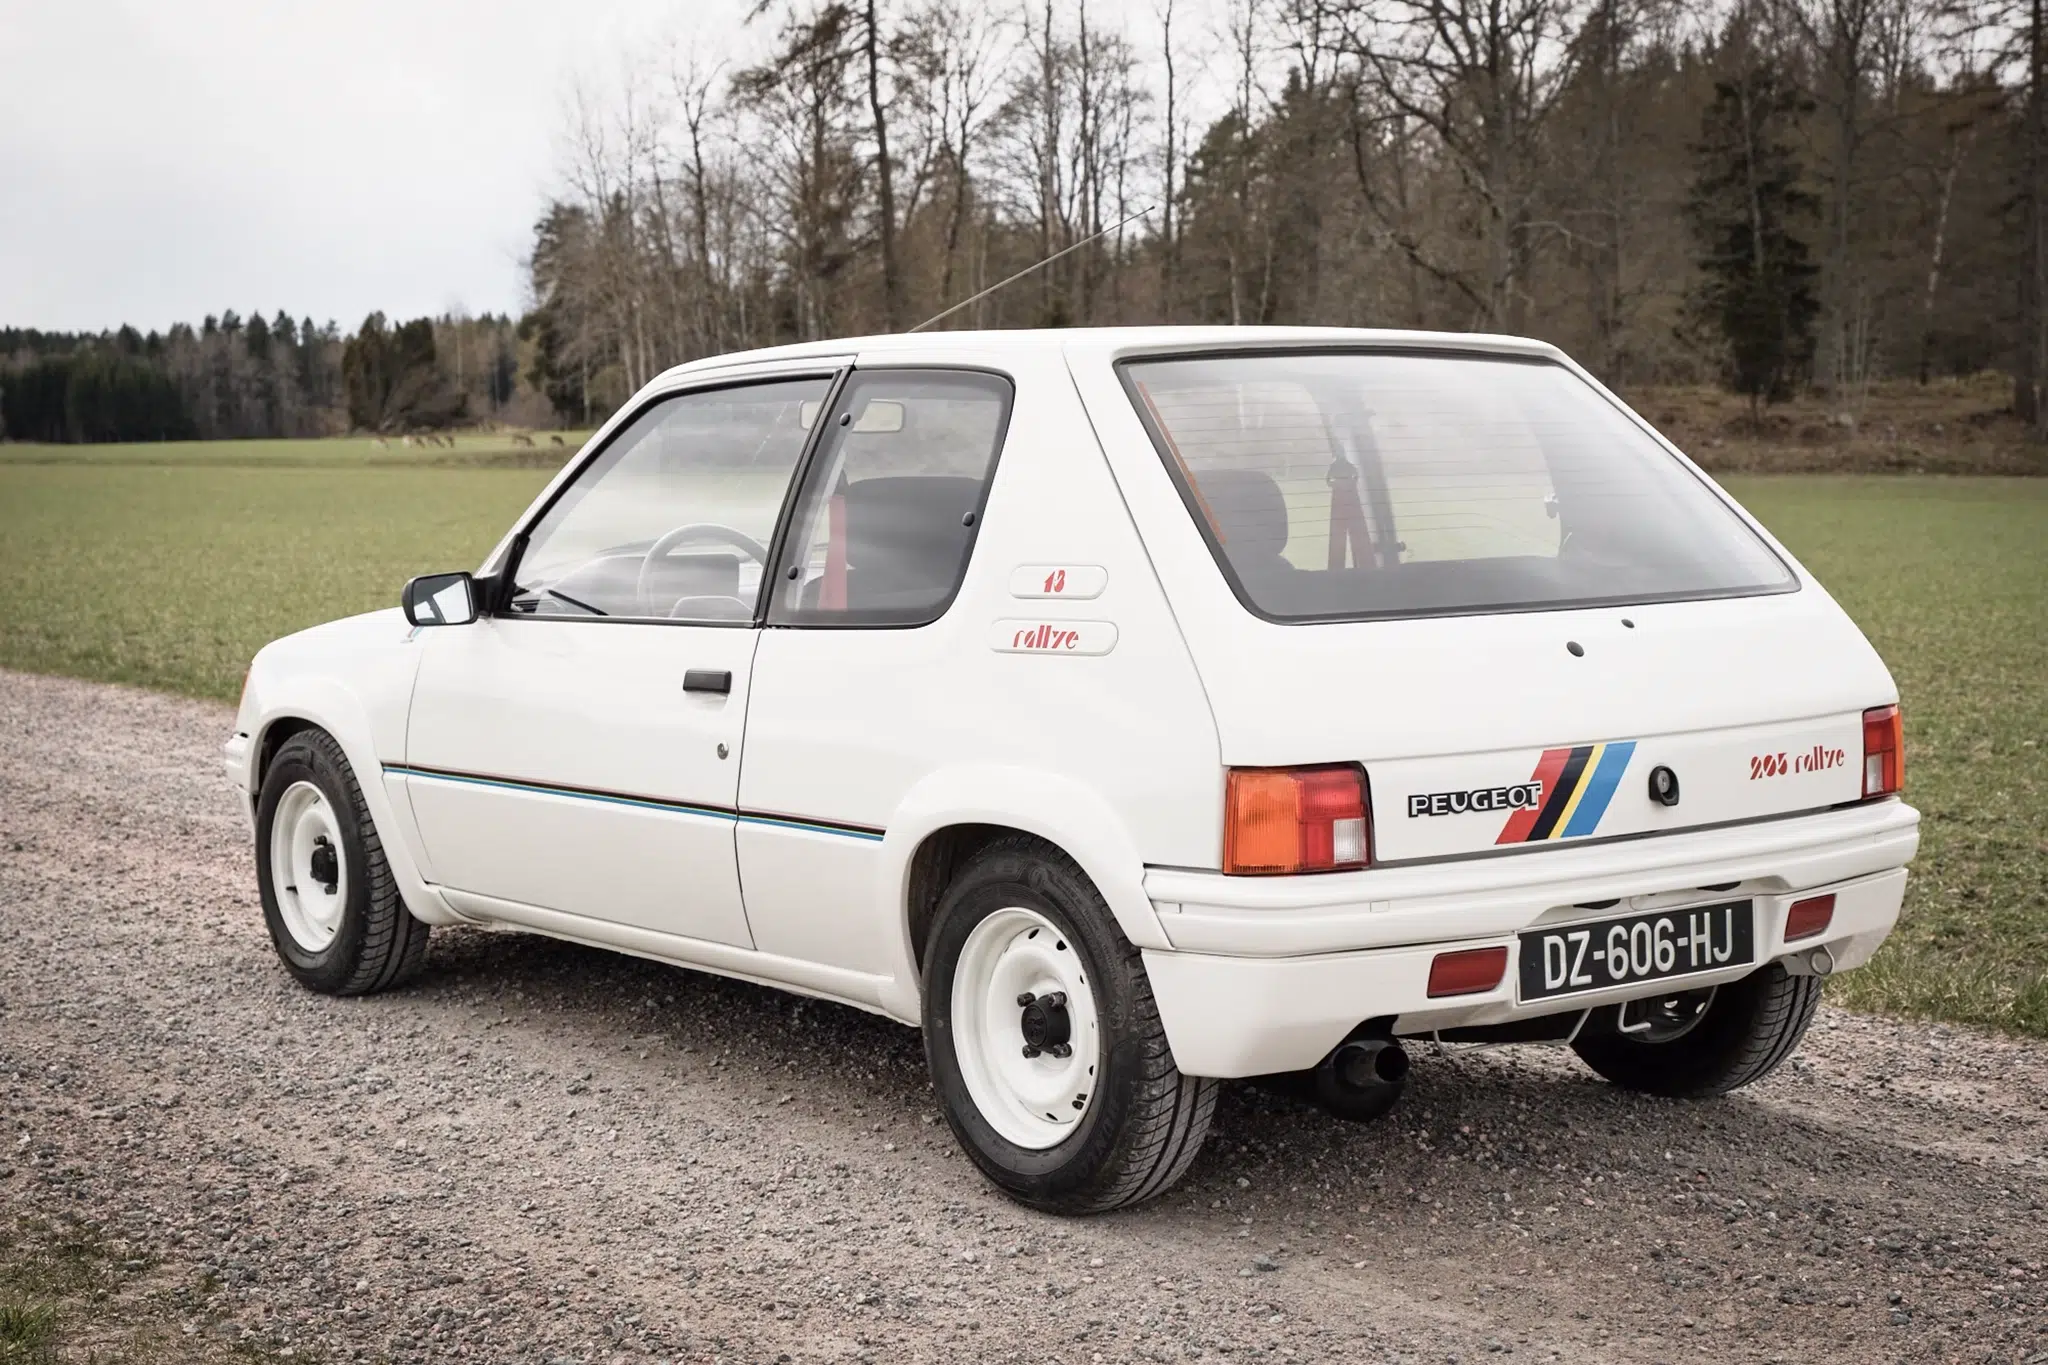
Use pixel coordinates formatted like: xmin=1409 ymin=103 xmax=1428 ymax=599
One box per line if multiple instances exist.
xmin=255 ymin=729 xmax=430 ymax=995
xmin=922 ymin=838 xmax=1217 ymax=1214
xmin=1571 ymin=964 xmax=1821 ymax=1097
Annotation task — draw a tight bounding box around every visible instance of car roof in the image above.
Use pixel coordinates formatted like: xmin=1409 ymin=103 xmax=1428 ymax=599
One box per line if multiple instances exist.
xmin=650 ymin=326 xmax=1568 ymax=386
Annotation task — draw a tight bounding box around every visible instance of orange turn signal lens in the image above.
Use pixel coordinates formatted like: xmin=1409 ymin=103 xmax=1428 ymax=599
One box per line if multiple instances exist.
xmin=1223 ymin=765 xmax=1370 ymax=875
xmin=1427 ymin=946 xmax=1509 ymax=998
xmin=1785 ymin=893 xmax=1836 ymax=942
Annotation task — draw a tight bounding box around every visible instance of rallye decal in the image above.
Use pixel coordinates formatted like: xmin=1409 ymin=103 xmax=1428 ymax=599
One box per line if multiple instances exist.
xmin=1494 ymin=740 xmax=1638 ymax=844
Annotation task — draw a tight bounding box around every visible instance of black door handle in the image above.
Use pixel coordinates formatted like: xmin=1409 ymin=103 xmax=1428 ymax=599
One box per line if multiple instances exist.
xmin=683 ymin=669 xmax=732 ymax=694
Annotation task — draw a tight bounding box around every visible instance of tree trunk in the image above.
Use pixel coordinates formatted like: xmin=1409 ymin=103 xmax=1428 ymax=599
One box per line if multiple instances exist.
xmin=2019 ymin=0 xmax=2048 ymax=435
xmin=864 ymin=0 xmax=902 ymax=331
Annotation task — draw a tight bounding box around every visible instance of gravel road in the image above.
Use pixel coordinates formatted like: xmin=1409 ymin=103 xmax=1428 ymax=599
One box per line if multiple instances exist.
xmin=3 ymin=667 xmax=2046 ymax=1365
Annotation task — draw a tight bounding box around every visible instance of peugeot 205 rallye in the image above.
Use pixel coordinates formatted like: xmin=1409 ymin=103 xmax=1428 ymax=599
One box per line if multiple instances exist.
xmin=227 ymin=328 xmax=1918 ymax=1213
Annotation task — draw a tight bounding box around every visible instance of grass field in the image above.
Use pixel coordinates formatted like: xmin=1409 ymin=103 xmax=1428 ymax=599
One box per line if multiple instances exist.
xmin=0 ymin=439 xmax=2042 ymax=1035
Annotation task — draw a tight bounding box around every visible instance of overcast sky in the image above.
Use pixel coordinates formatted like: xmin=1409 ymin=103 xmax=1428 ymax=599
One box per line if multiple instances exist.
xmin=0 ymin=0 xmax=757 ymax=334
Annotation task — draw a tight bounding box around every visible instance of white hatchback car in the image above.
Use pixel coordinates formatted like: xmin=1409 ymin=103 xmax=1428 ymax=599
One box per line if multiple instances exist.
xmin=229 ymin=327 xmax=1917 ymax=1212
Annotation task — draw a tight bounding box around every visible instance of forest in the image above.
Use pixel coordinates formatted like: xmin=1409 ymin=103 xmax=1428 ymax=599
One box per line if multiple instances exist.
xmin=4 ymin=0 xmax=2043 ymax=444
xmin=0 ymin=314 xmax=533 ymax=444
xmin=523 ymin=0 xmax=2047 ymax=436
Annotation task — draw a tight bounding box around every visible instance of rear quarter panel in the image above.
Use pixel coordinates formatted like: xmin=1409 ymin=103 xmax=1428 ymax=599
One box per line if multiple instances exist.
xmin=735 ymin=344 xmax=1221 ymax=1016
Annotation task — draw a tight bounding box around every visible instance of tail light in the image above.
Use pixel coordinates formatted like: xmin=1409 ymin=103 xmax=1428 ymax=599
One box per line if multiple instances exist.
xmin=1785 ymin=893 xmax=1835 ymax=941
xmin=1861 ymin=704 xmax=1902 ymax=798
xmin=1224 ymin=765 xmax=1371 ymax=875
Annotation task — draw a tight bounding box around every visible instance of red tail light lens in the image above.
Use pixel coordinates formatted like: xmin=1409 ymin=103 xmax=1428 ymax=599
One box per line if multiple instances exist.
xmin=1861 ymin=704 xmax=1902 ymax=798
xmin=1427 ymin=946 xmax=1509 ymax=998
xmin=1224 ymin=765 xmax=1371 ymax=875
xmin=1785 ymin=893 xmax=1836 ymax=941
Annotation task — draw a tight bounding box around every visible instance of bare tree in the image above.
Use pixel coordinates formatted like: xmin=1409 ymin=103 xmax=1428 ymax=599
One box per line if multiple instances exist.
xmin=1338 ymin=0 xmax=1586 ymax=331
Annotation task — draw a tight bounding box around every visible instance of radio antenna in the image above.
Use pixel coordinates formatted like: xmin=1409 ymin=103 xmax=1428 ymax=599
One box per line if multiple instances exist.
xmin=907 ymin=206 xmax=1153 ymax=333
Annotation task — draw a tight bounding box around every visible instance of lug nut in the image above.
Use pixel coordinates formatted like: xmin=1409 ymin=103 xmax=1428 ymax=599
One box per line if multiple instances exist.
xmin=1044 ymin=991 xmax=1066 ymax=1007
xmin=1016 ymin=992 xmax=1035 ymax=1007
xmin=1049 ymin=1043 xmax=1072 ymax=1059
xmin=1021 ymin=1044 xmax=1042 ymax=1059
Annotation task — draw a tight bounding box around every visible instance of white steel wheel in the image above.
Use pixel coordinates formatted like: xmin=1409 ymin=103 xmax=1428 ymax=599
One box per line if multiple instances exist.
xmin=268 ymin=779 xmax=347 ymax=952
xmin=949 ymin=905 xmax=1102 ymax=1150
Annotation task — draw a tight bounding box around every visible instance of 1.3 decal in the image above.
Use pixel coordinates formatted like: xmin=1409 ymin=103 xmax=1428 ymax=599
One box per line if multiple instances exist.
xmin=1007 ymin=564 xmax=1108 ymax=599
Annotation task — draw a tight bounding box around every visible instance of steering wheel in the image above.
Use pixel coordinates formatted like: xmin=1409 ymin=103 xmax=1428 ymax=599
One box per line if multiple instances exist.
xmin=636 ymin=523 xmax=770 ymax=617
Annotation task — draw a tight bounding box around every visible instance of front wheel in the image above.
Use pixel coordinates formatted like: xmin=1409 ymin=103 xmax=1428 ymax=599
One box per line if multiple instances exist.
xmin=1571 ymin=963 xmax=1822 ymax=1097
xmin=255 ymin=729 xmax=430 ymax=995
xmin=922 ymin=838 xmax=1217 ymax=1214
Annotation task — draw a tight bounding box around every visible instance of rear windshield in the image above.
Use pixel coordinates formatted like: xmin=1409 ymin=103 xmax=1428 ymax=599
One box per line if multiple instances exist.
xmin=1122 ymin=351 xmax=1795 ymax=621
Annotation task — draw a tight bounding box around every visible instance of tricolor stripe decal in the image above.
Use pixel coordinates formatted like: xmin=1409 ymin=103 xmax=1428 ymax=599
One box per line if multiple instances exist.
xmin=1560 ymin=741 xmax=1636 ymax=838
xmin=1495 ymin=741 xmax=1637 ymax=844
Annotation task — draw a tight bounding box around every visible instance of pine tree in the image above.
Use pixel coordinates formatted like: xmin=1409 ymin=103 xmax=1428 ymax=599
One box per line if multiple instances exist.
xmin=1684 ymin=42 xmax=1820 ymax=413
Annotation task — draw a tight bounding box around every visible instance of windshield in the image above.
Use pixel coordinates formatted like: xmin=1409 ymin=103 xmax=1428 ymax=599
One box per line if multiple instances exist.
xmin=1122 ymin=351 xmax=1795 ymax=622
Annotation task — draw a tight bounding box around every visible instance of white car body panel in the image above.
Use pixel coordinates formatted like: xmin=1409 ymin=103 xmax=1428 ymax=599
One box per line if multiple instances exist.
xmin=401 ymin=617 xmax=761 ymax=948
xmin=228 ymin=326 xmax=1918 ymax=1072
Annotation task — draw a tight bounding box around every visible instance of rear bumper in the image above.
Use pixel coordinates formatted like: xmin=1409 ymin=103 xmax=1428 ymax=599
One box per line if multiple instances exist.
xmin=1142 ymin=800 xmax=1916 ymax=1078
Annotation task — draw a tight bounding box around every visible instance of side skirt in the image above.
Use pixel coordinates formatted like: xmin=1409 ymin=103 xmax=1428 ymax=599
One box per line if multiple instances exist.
xmin=437 ymin=887 xmax=917 ymax=1026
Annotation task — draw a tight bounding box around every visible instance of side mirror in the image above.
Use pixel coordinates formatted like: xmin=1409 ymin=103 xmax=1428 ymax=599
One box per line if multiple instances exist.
xmin=402 ymin=572 xmax=480 ymax=627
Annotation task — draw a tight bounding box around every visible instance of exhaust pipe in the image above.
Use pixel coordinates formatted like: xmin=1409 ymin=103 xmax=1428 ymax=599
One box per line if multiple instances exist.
xmin=1313 ymin=1036 xmax=1410 ymax=1123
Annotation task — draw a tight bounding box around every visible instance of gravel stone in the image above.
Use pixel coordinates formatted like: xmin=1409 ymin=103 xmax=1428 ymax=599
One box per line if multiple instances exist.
xmin=3 ymin=667 xmax=2046 ymax=1363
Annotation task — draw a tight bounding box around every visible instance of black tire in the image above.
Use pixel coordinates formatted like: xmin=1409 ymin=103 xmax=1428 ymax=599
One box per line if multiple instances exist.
xmin=1571 ymin=964 xmax=1822 ymax=1098
xmin=254 ymin=729 xmax=430 ymax=995
xmin=922 ymin=837 xmax=1218 ymax=1214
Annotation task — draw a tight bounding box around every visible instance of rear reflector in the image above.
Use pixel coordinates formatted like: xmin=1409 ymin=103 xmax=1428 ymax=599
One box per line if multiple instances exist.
xmin=1862 ymin=704 xmax=1902 ymax=798
xmin=1223 ymin=765 xmax=1370 ymax=875
xmin=1427 ymin=945 xmax=1509 ymax=998
xmin=1784 ymin=893 xmax=1836 ymax=941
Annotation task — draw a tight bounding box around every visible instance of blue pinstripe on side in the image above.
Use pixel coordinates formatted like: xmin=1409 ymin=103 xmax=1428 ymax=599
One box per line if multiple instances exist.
xmin=384 ymin=765 xmax=885 ymax=842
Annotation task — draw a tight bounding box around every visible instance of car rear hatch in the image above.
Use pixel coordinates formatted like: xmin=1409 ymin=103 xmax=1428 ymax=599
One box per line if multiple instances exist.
xmin=1067 ymin=338 xmax=1899 ymax=866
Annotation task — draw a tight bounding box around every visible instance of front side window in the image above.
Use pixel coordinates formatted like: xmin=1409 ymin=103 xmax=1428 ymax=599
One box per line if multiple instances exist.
xmin=507 ymin=376 xmax=833 ymax=622
xmin=770 ymin=369 xmax=1012 ymax=627
xmin=1123 ymin=351 xmax=1795 ymax=621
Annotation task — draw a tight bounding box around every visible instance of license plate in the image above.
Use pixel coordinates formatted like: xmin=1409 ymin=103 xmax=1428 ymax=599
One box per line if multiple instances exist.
xmin=1517 ymin=900 xmax=1754 ymax=1002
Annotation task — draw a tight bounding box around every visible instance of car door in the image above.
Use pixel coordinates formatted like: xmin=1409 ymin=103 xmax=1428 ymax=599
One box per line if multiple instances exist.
xmin=402 ymin=371 xmax=839 ymax=949
xmin=736 ymin=367 xmax=1014 ymax=974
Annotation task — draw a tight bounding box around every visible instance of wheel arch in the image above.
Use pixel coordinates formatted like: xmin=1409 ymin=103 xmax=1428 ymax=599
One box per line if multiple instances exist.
xmin=876 ymin=767 xmax=1170 ymax=1023
xmin=244 ymin=689 xmax=459 ymax=928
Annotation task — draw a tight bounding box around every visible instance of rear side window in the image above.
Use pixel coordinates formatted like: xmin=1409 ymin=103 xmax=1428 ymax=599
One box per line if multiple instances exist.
xmin=1123 ymin=351 xmax=1794 ymax=621
xmin=769 ymin=369 xmax=1012 ymax=627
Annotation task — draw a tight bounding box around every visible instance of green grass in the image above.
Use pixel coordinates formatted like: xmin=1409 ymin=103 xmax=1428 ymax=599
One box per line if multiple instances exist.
xmin=0 ymin=444 xmax=2043 ymax=1035
xmin=1726 ymin=476 xmax=2048 ymax=1035
xmin=0 ymin=460 xmax=554 ymax=699
xmin=0 ymin=1298 xmax=57 ymax=1364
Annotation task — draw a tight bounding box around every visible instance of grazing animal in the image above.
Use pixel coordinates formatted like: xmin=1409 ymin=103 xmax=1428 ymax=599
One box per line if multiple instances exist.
xmin=550 ymin=434 xmax=565 ymax=446
xmin=510 ymin=432 xmax=535 ymax=447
